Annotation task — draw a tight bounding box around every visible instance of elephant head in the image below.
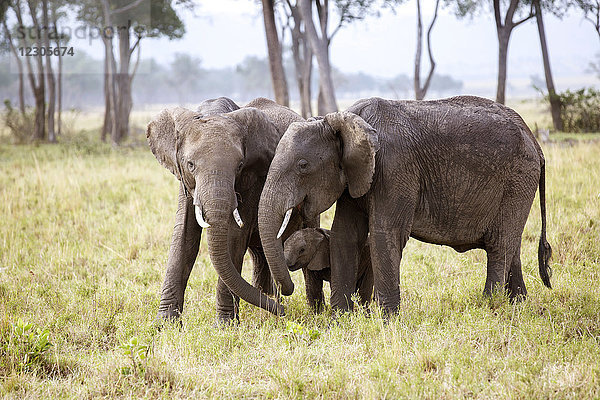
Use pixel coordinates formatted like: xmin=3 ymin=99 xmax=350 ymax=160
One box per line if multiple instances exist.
xmin=147 ymin=106 xmax=284 ymax=315
xmin=258 ymin=111 xmax=379 ymax=296
xmin=283 ymin=228 xmax=330 ymax=272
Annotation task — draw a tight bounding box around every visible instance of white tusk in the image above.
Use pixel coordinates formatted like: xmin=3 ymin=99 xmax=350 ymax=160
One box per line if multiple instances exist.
xmin=276 ymin=208 xmax=293 ymax=239
xmin=195 ymin=205 xmax=210 ymax=228
xmin=233 ymin=208 xmax=244 ymax=228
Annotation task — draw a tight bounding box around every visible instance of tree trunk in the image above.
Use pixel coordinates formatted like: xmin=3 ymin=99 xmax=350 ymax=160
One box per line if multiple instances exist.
xmin=261 ymin=0 xmax=290 ymax=106
xmin=42 ymin=0 xmax=56 ymax=142
xmin=414 ymin=0 xmax=439 ymax=100
xmin=52 ymin=5 xmax=62 ymax=136
xmin=533 ymin=0 xmax=562 ymax=131
xmin=115 ymin=26 xmax=132 ymax=144
xmin=2 ymin=20 xmax=26 ymax=114
xmin=414 ymin=0 xmax=424 ymax=100
xmin=289 ymin=2 xmax=313 ymax=118
xmin=496 ymin=29 xmax=510 ymax=105
xmin=493 ymin=0 xmax=532 ymax=105
xmin=100 ymin=0 xmax=121 ymax=145
xmin=101 ymin=53 xmax=111 ymax=142
xmin=299 ymin=0 xmax=337 ymax=114
xmin=26 ymin=0 xmax=46 ymax=140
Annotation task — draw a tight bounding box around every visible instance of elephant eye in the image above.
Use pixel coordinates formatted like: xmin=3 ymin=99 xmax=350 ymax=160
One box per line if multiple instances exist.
xmin=299 ymin=247 xmax=305 ymax=254
xmin=297 ymin=159 xmax=308 ymax=172
xmin=187 ymin=161 xmax=195 ymax=171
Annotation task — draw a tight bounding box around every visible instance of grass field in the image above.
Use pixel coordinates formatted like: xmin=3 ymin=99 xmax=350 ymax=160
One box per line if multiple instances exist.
xmin=1 ymin=104 xmax=600 ymax=399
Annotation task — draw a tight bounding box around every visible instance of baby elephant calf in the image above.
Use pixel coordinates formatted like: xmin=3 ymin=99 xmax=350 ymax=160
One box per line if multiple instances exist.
xmin=283 ymin=228 xmax=373 ymax=312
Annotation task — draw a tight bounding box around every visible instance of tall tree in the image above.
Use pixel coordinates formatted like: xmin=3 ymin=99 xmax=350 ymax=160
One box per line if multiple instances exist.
xmin=299 ymin=0 xmax=337 ymax=114
xmin=285 ymin=0 xmax=313 ymax=117
xmin=448 ymin=0 xmax=534 ymax=104
xmin=532 ymin=0 xmax=562 ymax=131
xmin=41 ymin=0 xmax=56 ymax=142
xmin=414 ymin=0 xmax=440 ymax=100
xmin=20 ymin=0 xmax=46 ymax=140
xmin=493 ymin=0 xmax=534 ymax=104
xmin=298 ymin=0 xmax=378 ymax=114
xmin=261 ymin=0 xmax=290 ymax=106
xmin=78 ymin=0 xmax=186 ymax=144
xmin=2 ymin=20 xmax=26 ymax=114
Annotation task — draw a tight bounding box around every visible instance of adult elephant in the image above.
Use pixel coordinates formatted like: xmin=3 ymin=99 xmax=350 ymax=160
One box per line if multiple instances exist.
xmin=258 ymin=96 xmax=553 ymax=315
xmin=147 ymin=97 xmax=304 ymax=323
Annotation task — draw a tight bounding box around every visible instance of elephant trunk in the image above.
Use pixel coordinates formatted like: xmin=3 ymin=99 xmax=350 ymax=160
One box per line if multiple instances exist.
xmin=202 ymin=189 xmax=284 ymax=316
xmin=258 ymin=188 xmax=295 ymax=296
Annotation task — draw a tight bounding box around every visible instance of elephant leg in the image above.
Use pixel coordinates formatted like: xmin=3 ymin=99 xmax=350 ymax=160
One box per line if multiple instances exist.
xmin=483 ymin=241 xmax=514 ymax=297
xmin=249 ymin=246 xmax=275 ymax=296
xmin=369 ymin=228 xmax=407 ymax=316
xmin=303 ymin=269 xmax=326 ymax=312
xmin=215 ymin=224 xmax=250 ymax=324
xmin=330 ymin=193 xmax=369 ymax=312
xmin=157 ymin=183 xmax=201 ymax=322
xmin=368 ymin=195 xmax=415 ymax=316
xmin=356 ymin=251 xmax=374 ymax=307
xmin=505 ymin=242 xmax=527 ymax=301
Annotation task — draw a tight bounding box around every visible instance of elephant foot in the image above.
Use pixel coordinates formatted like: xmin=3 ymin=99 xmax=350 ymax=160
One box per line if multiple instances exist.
xmin=507 ymin=286 xmax=527 ymax=303
xmin=505 ymin=274 xmax=527 ymax=303
xmin=215 ymin=312 xmax=240 ymax=327
xmin=155 ymin=305 xmax=183 ymax=330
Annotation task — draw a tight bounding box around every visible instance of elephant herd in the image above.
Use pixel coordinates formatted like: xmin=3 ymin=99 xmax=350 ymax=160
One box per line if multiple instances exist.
xmin=146 ymin=95 xmax=552 ymax=324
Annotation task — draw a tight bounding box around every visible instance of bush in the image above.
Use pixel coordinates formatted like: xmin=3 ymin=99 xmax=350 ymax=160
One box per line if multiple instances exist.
xmin=0 ymin=318 xmax=53 ymax=374
xmin=2 ymin=100 xmax=36 ymax=144
xmin=553 ymin=88 xmax=600 ymax=133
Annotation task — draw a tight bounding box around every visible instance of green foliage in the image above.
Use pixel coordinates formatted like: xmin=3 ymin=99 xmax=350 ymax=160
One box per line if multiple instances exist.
xmin=119 ymin=336 xmax=151 ymax=376
xmin=552 ymin=87 xmax=600 ymax=133
xmin=0 ymin=318 xmax=53 ymax=374
xmin=283 ymin=321 xmax=321 ymax=346
xmin=1 ymin=100 xmax=35 ymax=144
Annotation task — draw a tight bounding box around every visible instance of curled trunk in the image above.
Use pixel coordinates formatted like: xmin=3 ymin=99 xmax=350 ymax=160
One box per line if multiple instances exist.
xmin=204 ymin=200 xmax=284 ymax=316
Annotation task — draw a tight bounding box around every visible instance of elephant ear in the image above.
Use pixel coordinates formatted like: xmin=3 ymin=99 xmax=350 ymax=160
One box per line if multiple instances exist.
xmin=324 ymin=111 xmax=379 ymax=198
xmin=306 ymin=228 xmax=330 ymax=272
xmin=228 ymin=107 xmax=280 ymax=173
xmin=147 ymin=108 xmax=190 ymax=178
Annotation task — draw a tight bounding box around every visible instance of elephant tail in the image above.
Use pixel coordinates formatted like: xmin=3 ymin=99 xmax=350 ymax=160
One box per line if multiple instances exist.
xmin=538 ymin=159 xmax=552 ymax=289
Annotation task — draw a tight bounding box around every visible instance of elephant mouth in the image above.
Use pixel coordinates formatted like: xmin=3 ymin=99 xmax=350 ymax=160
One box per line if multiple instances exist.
xmin=193 ymin=201 xmax=244 ymax=229
xmin=287 ymin=263 xmax=303 ymax=272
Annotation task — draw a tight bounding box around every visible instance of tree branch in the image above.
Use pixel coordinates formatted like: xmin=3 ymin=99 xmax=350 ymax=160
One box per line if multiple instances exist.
xmin=422 ymin=0 xmax=439 ymax=94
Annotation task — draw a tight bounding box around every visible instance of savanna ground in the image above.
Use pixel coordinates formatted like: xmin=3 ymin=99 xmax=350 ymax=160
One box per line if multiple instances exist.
xmin=1 ymin=99 xmax=599 ymax=399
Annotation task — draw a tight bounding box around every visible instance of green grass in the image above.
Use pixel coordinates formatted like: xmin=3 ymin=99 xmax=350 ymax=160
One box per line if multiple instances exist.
xmin=1 ymin=107 xmax=600 ymax=398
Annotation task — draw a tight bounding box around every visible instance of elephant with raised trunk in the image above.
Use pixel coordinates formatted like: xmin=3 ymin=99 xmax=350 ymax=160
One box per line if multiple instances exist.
xmin=258 ymin=96 xmax=552 ymax=316
xmin=147 ymin=97 xmax=304 ymax=323
xmin=283 ymin=227 xmax=372 ymax=311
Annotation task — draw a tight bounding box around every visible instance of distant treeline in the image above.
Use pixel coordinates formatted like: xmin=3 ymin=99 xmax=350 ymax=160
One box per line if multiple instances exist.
xmin=0 ymin=51 xmax=463 ymax=110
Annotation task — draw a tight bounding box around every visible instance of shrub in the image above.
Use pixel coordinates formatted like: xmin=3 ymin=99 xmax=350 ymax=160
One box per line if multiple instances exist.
xmin=0 ymin=318 xmax=53 ymax=374
xmin=553 ymin=88 xmax=600 ymax=133
xmin=2 ymin=100 xmax=35 ymax=144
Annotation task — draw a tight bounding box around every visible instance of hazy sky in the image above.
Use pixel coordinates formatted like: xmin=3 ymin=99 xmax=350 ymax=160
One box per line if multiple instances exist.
xmin=129 ymin=0 xmax=600 ymax=88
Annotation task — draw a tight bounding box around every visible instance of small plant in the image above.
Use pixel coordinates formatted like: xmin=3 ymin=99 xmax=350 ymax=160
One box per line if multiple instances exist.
xmin=119 ymin=336 xmax=150 ymax=376
xmin=2 ymin=318 xmax=53 ymax=373
xmin=283 ymin=321 xmax=320 ymax=346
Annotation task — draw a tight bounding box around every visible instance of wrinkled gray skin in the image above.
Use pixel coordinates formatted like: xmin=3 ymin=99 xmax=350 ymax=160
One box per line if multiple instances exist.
xmin=283 ymin=228 xmax=372 ymax=311
xmin=148 ymin=97 xmax=305 ymax=323
xmin=259 ymin=96 xmax=552 ymax=316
